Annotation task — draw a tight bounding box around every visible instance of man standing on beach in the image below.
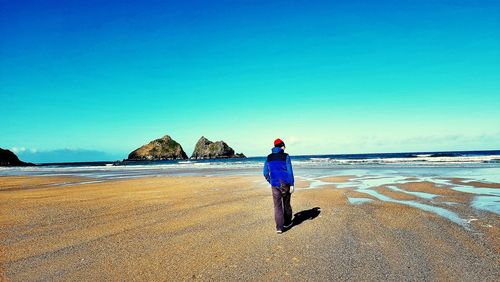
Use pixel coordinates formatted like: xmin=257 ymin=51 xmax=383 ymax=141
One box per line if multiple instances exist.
xmin=263 ymin=138 xmax=295 ymax=234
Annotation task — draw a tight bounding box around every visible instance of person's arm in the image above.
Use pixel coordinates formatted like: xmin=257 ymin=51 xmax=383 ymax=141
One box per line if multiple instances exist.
xmin=286 ymin=155 xmax=294 ymax=186
xmin=263 ymin=160 xmax=271 ymax=184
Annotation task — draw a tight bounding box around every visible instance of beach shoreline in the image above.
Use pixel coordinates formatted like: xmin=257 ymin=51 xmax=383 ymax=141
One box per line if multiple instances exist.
xmin=0 ymin=174 xmax=498 ymax=281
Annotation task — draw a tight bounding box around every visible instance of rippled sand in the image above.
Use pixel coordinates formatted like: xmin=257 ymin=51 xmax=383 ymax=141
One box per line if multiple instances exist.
xmin=0 ymin=175 xmax=498 ymax=281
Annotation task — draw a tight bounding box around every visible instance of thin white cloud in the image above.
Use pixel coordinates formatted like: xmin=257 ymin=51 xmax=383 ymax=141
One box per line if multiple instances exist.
xmin=11 ymin=147 xmax=26 ymax=153
xmin=10 ymin=147 xmax=38 ymax=153
xmin=13 ymin=148 xmax=123 ymax=163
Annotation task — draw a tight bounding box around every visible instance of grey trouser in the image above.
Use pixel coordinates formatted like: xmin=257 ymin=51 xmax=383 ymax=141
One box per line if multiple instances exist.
xmin=272 ymin=184 xmax=293 ymax=231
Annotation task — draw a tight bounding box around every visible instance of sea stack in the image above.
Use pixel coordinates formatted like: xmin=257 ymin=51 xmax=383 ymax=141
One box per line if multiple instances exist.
xmin=127 ymin=135 xmax=188 ymax=161
xmin=191 ymin=136 xmax=246 ymax=159
xmin=0 ymin=148 xmax=34 ymax=166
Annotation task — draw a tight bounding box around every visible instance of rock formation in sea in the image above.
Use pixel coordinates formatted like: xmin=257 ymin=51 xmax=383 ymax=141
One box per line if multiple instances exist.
xmin=0 ymin=148 xmax=34 ymax=166
xmin=127 ymin=135 xmax=188 ymax=160
xmin=191 ymin=136 xmax=246 ymax=159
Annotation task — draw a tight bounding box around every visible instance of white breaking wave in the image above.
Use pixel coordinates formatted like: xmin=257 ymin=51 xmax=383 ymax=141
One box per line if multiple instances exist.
xmin=309 ymin=157 xmax=332 ymax=162
xmin=294 ymin=155 xmax=500 ymax=166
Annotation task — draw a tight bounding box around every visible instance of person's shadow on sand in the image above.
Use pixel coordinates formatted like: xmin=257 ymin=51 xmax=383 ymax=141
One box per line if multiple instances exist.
xmin=286 ymin=207 xmax=321 ymax=231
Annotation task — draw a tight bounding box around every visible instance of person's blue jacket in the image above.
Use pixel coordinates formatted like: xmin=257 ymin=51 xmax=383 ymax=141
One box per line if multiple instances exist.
xmin=263 ymin=147 xmax=294 ymax=187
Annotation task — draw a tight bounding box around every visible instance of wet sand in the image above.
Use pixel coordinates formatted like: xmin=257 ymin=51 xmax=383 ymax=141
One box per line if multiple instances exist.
xmin=0 ymin=175 xmax=499 ymax=281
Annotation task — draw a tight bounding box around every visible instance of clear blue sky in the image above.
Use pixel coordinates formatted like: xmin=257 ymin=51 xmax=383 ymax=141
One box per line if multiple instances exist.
xmin=1 ymin=0 xmax=499 ymax=162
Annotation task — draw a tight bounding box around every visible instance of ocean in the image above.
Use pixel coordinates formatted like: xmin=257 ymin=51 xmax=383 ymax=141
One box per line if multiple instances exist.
xmin=1 ymin=150 xmax=499 ymax=181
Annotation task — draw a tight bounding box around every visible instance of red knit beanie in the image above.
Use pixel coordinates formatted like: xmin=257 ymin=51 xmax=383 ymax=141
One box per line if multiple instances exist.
xmin=274 ymin=138 xmax=285 ymax=147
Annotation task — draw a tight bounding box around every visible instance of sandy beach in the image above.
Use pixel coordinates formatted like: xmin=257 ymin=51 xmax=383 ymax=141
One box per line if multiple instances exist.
xmin=0 ymin=174 xmax=498 ymax=281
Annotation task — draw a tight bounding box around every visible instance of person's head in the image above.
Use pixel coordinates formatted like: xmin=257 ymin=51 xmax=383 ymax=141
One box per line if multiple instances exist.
xmin=274 ymin=138 xmax=285 ymax=149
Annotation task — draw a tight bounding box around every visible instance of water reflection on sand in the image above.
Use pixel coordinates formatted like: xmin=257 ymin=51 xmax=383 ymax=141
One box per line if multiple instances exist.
xmin=297 ymin=167 xmax=500 ymax=228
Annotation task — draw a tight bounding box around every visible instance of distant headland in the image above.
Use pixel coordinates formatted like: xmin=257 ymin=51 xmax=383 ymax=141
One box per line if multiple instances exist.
xmin=0 ymin=148 xmax=34 ymax=166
